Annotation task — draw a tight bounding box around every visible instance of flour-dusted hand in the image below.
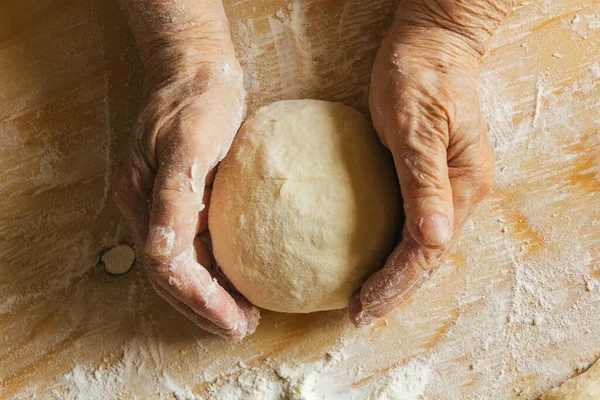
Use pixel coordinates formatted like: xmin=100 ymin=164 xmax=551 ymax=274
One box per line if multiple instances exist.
xmin=112 ymin=0 xmax=259 ymax=338
xmin=349 ymin=0 xmax=518 ymax=324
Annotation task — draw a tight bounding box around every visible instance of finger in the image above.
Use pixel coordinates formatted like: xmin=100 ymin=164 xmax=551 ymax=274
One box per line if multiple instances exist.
xmin=353 ymin=229 xmax=443 ymax=324
xmin=394 ymin=122 xmax=454 ymax=248
xmin=348 ymin=293 xmax=377 ymax=326
xmin=153 ymin=284 xmax=256 ymax=339
xmin=149 ymin=248 xmax=246 ymax=331
xmin=145 ymin=139 xmax=210 ymax=258
xmin=192 ymin=236 xmax=259 ymax=329
xmin=145 ymin=107 xmax=229 ymax=258
xmin=351 ymin=217 xmax=465 ymax=325
xmin=230 ymin=292 xmax=261 ymax=335
xmin=351 ymin=223 xmax=462 ymax=325
xmin=351 ymin=138 xmax=494 ymax=325
xmin=192 ymin=235 xmax=231 ymax=290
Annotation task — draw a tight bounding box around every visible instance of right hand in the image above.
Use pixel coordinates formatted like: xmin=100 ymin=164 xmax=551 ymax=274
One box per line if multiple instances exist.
xmin=112 ymin=31 xmax=260 ymax=339
xmin=349 ymin=20 xmax=496 ymax=324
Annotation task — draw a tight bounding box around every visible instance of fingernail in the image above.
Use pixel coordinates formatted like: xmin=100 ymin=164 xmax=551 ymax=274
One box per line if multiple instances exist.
xmin=419 ymin=213 xmax=451 ymax=246
xmin=354 ymin=309 xmax=377 ymax=326
xmin=226 ymin=311 xmax=246 ymax=341
xmin=145 ymin=225 xmax=175 ymax=256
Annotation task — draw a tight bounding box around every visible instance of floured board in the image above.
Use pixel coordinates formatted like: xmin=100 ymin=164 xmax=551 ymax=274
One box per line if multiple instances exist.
xmin=1 ymin=0 xmax=600 ymax=398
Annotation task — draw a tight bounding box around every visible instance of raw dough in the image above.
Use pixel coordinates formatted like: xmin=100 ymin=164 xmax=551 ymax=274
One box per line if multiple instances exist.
xmin=101 ymin=245 xmax=135 ymax=275
xmin=542 ymin=358 xmax=600 ymax=399
xmin=209 ymin=100 xmax=400 ymax=313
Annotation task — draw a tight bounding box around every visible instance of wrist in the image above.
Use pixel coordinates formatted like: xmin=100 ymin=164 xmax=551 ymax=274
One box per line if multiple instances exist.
xmin=142 ymin=34 xmax=241 ymax=94
xmin=383 ymin=24 xmax=482 ymax=77
xmin=394 ymin=0 xmax=514 ymax=55
xmin=120 ymin=0 xmax=234 ymax=66
xmin=139 ymin=20 xmax=234 ymax=67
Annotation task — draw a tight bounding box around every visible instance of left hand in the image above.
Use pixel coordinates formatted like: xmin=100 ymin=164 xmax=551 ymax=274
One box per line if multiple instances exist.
xmin=112 ymin=35 xmax=259 ymax=339
xmin=349 ymin=24 xmax=495 ymax=324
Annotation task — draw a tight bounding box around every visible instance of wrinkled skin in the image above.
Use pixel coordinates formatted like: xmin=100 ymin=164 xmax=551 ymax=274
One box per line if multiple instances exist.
xmin=113 ymin=0 xmax=506 ymax=336
xmin=349 ymin=25 xmax=495 ymax=324
xmin=112 ymin=37 xmax=260 ymax=339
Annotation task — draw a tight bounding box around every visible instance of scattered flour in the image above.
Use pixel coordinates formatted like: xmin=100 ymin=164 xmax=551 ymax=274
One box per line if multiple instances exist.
xmin=589 ymin=63 xmax=600 ymax=79
xmin=46 ymin=331 xmax=431 ymax=400
xmin=368 ymin=362 xmax=431 ymax=400
xmin=52 ymin=338 xmax=204 ymax=400
xmin=3 ymin=0 xmax=600 ymax=399
xmin=205 ymin=354 xmax=431 ymax=400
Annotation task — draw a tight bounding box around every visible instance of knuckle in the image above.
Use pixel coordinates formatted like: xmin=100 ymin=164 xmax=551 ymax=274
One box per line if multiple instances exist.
xmin=156 ymin=185 xmax=198 ymax=206
xmin=400 ymin=152 xmax=449 ymax=198
xmin=147 ymin=262 xmax=174 ymax=286
xmin=155 ymin=167 xmax=205 ymax=204
xmin=404 ymin=184 xmax=447 ymax=209
xmin=404 ymin=120 xmax=446 ymax=152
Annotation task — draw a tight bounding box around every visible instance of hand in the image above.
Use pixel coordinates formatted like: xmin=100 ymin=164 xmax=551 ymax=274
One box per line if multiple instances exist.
xmin=112 ymin=34 xmax=259 ymax=339
xmin=349 ymin=24 xmax=495 ymax=324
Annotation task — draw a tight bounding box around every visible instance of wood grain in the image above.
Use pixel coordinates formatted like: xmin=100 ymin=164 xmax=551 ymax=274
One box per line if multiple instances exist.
xmin=0 ymin=0 xmax=599 ymax=398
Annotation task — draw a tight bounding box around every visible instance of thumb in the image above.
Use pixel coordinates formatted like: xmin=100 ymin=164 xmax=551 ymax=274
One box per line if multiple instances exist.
xmin=145 ymin=145 xmax=209 ymax=258
xmin=395 ymin=132 xmax=454 ymax=248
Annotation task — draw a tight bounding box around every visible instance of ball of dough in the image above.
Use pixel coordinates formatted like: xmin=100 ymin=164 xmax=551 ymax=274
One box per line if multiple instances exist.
xmin=209 ymin=100 xmax=400 ymax=313
xmin=101 ymin=245 xmax=135 ymax=275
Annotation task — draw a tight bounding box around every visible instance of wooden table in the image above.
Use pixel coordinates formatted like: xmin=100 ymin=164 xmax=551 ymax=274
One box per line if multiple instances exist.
xmin=1 ymin=0 xmax=599 ymax=398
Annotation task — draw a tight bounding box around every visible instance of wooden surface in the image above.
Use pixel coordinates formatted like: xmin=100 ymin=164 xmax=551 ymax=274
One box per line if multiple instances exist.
xmin=1 ymin=0 xmax=600 ymax=398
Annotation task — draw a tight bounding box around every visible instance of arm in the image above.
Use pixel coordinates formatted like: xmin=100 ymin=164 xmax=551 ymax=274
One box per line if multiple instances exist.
xmin=351 ymin=0 xmax=516 ymax=323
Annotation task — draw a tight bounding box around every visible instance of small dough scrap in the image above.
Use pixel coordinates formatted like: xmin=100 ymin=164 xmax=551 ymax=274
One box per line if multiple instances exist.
xmin=209 ymin=100 xmax=400 ymax=313
xmin=101 ymin=245 xmax=136 ymax=275
xmin=542 ymin=358 xmax=600 ymax=399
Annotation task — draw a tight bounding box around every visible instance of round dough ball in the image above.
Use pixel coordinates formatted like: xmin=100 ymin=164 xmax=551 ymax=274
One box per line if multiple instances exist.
xmin=209 ymin=100 xmax=400 ymax=313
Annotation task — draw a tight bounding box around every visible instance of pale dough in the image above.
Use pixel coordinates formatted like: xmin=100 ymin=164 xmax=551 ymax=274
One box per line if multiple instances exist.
xmin=101 ymin=245 xmax=135 ymax=275
xmin=209 ymin=100 xmax=400 ymax=313
xmin=542 ymin=358 xmax=600 ymax=399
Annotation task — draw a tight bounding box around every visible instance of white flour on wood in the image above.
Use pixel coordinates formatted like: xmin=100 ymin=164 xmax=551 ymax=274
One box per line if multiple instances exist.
xmin=3 ymin=0 xmax=600 ymax=399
